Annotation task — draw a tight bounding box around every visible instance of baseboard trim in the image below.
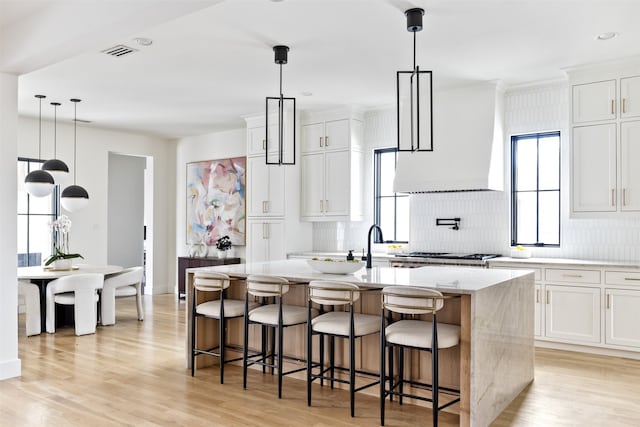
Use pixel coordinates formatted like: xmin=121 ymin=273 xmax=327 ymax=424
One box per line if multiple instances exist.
xmin=535 ymin=340 xmax=640 ymax=360
xmin=0 ymin=358 xmax=21 ymax=380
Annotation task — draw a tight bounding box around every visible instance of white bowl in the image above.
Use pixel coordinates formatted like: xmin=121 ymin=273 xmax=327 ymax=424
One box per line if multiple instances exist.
xmin=306 ymin=259 xmax=365 ymax=274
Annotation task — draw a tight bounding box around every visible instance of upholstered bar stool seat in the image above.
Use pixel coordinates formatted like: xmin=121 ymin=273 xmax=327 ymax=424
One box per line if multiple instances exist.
xmin=197 ymin=299 xmax=247 ymax=318
xmin=249 ymin=304 xmax=309 ymax=326
xmin=311 ymin=311 xmax=380 ymax=337
xmin=386 ymin=320 xmax=460 ymax=349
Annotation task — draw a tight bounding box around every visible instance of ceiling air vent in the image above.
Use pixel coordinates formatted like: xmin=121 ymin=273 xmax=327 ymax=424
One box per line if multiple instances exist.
xmin=102 ymin=44 xmax=138 ymax=57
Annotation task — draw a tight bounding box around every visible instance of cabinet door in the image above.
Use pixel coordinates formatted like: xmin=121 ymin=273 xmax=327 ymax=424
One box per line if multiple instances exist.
xmin=572 ymin=80 xmax=616 ymax=123
xmin=266 ymin=163 xmax=285 ymax=216
xmin=620 ymin=76 xmax=640 ymax=119
xmin=572 ymin=124 xmax=617 ymax=212
xmin=605 ymin=288 xmax=640 ymax=348
xmin=301 ymin=122 xmax=325 ymax=154
xmin=620 ymin=121 xmax=640 ymax=211
xmin=300 ymin=153 xmax=325 ymax=217
xmin=247 ymin=157 xmax=269 ymax=217
xmin=247 ymin=221 xmax=269 ymax=263
xmin=266 ymin=221 xmax=285 ymax=261
xmin=545 ymin=285 xmax=600 ymax=343
xmin=534 ymin=284 xmax=542 ymax=337
xmin=247 ymin=126 xmax=266 ymax=156
xmin=323 ymin=151 xmax=350 ymax=216
xmin=324 ymin=119 xmax=350 ymax=150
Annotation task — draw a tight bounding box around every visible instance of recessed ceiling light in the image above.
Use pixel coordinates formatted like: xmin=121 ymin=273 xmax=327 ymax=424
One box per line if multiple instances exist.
xmin=596 ymin=32 xmax=618 ymax=41
xmin=301 ymin=91 xmax=313 ymax=96
xmin=134 ymin=37 xmax=153 ymax=46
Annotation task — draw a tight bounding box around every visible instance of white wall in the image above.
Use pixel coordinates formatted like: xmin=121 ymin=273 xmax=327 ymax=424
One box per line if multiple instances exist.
xmin=17 ymin=116 xmax=176 ymax=293
xmin=313 ymin=82 xmax=640 ymax=262
xmin=175 ymin=128 xmax=246 ymax=288
xmin=0 ymin=73 xmax=20 ymax=380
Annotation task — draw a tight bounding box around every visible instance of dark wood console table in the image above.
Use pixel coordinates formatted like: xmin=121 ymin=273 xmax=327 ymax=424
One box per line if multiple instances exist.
xmin=177 ymin=256 xmax=241 ymax=298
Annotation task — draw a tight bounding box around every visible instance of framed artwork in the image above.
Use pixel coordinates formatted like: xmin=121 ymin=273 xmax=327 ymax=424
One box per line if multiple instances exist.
xmin=186 ymin=157 xmax=246 ymax=246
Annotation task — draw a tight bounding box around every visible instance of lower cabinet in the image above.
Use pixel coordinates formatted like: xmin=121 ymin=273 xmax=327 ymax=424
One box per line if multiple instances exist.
xmin=605 ymin=288 xmax=640 ymax=347
xmin=544 ymin=284 xmax=601 ymax=343
xmin=247 ymin=220 xmax=285 ymax=263
xmin=534 ymin=284 xmax=542 ymax=337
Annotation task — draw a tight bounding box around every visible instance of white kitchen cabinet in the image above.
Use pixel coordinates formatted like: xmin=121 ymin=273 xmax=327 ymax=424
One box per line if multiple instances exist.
xmin=572 ymin=124 xmax=617 ymax=212
xmin=619 ymin=120 xmax=640 ymax=211
xmin=301 ymin=119 xmax=350 ymax=153
xmin=544 ymin=284 xmax=600 ymax=344
xmin=605 ymin=288 xmax=640 ymax=348
xmin=572 ymin=80 xmax=616 ymax=123
xmin=247 ymin=156 xmax=284 ymax=217
xmin=246 ymin=220 xmax=285 ymax=263
xmin=534 ymin=283 xmax=542 ymax=337
xmin=299 ymin=111 xmax=363 ymax=221
xmin=620 ymin=76 xmax=640 ymax=119
xmin=247 ymin=125 xmax=280 ymax=157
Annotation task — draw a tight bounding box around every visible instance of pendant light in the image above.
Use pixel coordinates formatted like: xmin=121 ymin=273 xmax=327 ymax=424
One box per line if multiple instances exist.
xmin=397 ymin=8 xmax=433 ymax=152
xmin=24 ymin=94 xmax=55 ymax=197
xmin=61 ymin=98 xmax=89 ymax=212
xmin=42 ymin=101 xmax=70 ymax=185
xmin=265 ymin=45 xmax=295 ymax=165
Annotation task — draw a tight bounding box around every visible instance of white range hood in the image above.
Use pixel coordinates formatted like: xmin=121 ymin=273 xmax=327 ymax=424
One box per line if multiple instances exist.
xmin=393 ymin=82 xmax=505 ymax=193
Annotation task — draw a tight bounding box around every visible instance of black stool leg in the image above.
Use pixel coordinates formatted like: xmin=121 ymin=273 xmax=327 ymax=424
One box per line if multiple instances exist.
xmin=219 ymin=316 xmax=225 ymax=384
xmin=243 ymin=298 xmax=249 ymax=389
xmin=380 ymin=311 xmax=386 ymax=426
xmin=389 ymin=343 xmax=394 ymax=402
xmin=191 ymin=292 xmax=197 ymax=377
xmin=329 ymin=335 xmax=335 ymax=389
xmin=319 ymin=333 xmax=325 ymax=387
xmin=270 ymin=325 xmax=276 ymax=376
xmin=277 ymin=321 xmax=284 ymax=398
xmin=261 ymin=324 xmax=267 ymax=374
xmin=399 ymin=346 xmax=404 ymax=405
xmin=307 ymin=313 xmax=312 ymax=406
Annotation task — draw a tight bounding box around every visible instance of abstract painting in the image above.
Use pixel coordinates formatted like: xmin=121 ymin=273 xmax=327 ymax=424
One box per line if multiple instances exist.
xmin=186 ymin=157 xmax=246 ymax=246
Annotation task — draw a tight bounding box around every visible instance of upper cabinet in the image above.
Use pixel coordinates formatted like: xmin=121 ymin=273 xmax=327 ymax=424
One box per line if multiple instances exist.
xmin=572 ymin=80 xmax=616 ymax=123
xmin=299 ymin=111 xmax=363 ymax=221
xmin=569 ymin=64 xmax=640 ymax=216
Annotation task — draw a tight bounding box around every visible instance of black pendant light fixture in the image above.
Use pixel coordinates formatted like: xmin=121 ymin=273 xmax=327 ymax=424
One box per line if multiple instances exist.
xmin=61 ymin=98 xmax=89 ymax=212
xmin=42 ymin=101 xmax=70 ymax=185
xmin=397 ymin=8 xmax=433 ymax=152
xmin=265 ymin=45 xmax=296 ymax=165
xmin=24 ymin=94 xmax=55 ymax=197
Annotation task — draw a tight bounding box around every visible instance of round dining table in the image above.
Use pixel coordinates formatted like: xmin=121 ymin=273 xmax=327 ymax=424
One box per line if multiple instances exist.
xmin=18 ymin=264 xmax=123 ymax=332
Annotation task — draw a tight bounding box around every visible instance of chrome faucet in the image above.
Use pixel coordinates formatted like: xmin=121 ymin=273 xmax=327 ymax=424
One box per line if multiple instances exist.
xmin=366 ymin=224 xmax=383 ymax=269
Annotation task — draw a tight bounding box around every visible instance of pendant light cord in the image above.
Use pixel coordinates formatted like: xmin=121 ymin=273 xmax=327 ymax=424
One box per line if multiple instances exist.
xmin=38 ymin=97 xmax=42 ymax=160
xmin=53 ymin=103 xmax=57 ymax=156
xmin=413 ymin=31 xmax=417 ymax=71
xmin=72 ymin=100 xmax=78 ymax=185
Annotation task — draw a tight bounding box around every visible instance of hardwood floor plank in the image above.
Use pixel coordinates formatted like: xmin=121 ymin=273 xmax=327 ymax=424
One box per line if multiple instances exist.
xmin=3 ymin=294 xmax=640 ymax=426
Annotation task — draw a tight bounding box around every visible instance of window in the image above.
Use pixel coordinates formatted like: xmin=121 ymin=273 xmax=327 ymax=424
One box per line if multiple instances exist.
xmin=17 ymin=158 xmax=59 ymax=267
xmin=511 ymin=132 xmax=560 ymax=247
xmin=374 ymin=148 xmax=409 ymax=243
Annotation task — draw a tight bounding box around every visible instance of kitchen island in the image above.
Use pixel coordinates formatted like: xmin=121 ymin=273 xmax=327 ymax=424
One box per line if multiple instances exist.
xmin=185 ymin=259 xmax=534 ymax=427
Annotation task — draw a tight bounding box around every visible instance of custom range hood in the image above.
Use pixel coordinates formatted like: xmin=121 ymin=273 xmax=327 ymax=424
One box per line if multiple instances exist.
xmin=393 ymin=82 xmax=505 ymax=193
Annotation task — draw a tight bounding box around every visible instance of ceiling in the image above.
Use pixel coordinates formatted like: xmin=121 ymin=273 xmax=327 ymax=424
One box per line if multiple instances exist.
xmin=3 ymin=0 xmax=640 ymax=139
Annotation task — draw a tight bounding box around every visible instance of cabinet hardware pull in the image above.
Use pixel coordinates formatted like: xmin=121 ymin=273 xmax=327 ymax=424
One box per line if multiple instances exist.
xmin=546 ymin=290 xmax=550 ymax=304
xmin=263 ymin=139 xmax=266 ymax=150
xmin=320 ymin=200 xmax=323 ymax=212
xmin=623 ymin=98 xmax=627 ymax=114
xmin=624 ymin=277 xmax=640 ymax=281
xmin=561 ymin=274 xmax=582 ymax=278
xmin=325 ymin=136 xmax=329 ymax=147
xmin=536 ymin=288 xmax=540 ymax=304
xmin=612 ymin=189 xmax=616 ymax=207
xmin=320 ymin=137 xmax=323 ymax=147
xmin=606 ymin=294 xmax=611 ymax=309
xmin=262 ymin=201 xmax=266 ymax=213
xmin=325 ymin=199 xmax=328 ymax=212
xmin=611 ymin=99 xmax=615 ymax=115
xmin=263 ymin=223 xmax=267 ymax=239
xmin=265 ymin=200 xmax=269 ymax=213
xmin=623 ymin=188 xmax=627 ymax=206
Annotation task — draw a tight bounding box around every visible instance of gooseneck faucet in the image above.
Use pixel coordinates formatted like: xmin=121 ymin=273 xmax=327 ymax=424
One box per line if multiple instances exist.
xmin=366 ymin=224 xmax=383 ymax=269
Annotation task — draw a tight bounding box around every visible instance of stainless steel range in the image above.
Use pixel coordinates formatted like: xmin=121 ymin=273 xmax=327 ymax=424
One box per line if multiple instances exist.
xmin=389 ymin=252 xmax=501 ymax=268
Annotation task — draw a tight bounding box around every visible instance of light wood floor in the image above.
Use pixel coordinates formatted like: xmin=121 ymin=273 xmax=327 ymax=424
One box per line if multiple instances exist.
xmin=3 ymin=295 xmax=640 ymax=426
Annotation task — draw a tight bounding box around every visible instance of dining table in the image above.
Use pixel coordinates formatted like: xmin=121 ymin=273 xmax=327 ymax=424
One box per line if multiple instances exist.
xmin=18 ymin=264 xmax=123 ymax=332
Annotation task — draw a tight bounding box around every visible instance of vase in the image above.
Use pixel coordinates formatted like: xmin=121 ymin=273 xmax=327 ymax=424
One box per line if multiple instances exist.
xmin=53 ymin=258 xmax=73 ymax=270
xmin=217 ymin=250 xmax=227 ymax=259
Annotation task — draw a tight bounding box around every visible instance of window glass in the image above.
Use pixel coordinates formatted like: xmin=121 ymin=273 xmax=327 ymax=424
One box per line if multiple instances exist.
xmin=511 ymin=132 xmax=561 ymax=247
xmin=374 ymin=148 xmax=409 ymax=243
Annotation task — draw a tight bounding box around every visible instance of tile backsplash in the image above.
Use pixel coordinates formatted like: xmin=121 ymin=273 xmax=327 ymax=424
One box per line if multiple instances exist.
xmin=311 ymin=82 xmax=640 ymax=263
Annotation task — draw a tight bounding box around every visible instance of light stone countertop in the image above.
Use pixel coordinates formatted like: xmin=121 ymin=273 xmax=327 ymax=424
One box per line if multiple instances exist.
xmin=288 ymin=251 xmax=395 ymax=261
xmin=488 ymin=257 xmax=640 ymax=269
xmin=189 ymin=259 xmax=533 ymax=295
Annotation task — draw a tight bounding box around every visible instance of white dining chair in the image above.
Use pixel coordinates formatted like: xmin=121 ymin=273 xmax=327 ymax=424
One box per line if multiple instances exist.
xmin=46 ymin=273 xmax=104 ymax=335
xmin=100 ymin=266 xmax=144 ymax=326
xmin=18 ymin=280 xmax=41 ymax=336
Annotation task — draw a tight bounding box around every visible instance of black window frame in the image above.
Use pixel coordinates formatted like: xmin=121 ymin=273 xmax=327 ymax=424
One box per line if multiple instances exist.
xmin=373 ymin=147 xmax=409 ymax=244
xmin=18 ymin=157 xmax=59 ymax=267
xmin=510 ymin=131 xmax=561 ymax=247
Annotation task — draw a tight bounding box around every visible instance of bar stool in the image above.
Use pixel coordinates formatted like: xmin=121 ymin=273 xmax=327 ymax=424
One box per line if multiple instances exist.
xmin=380 ymin=286 xmax=461 ymax=426
xmin=306 ymin=280 xmax=380 ymax=417
xmin=191 ymin=271 xmax=254 ymax=383
xmin=242 ymin=275 xmax=317 ymax=398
